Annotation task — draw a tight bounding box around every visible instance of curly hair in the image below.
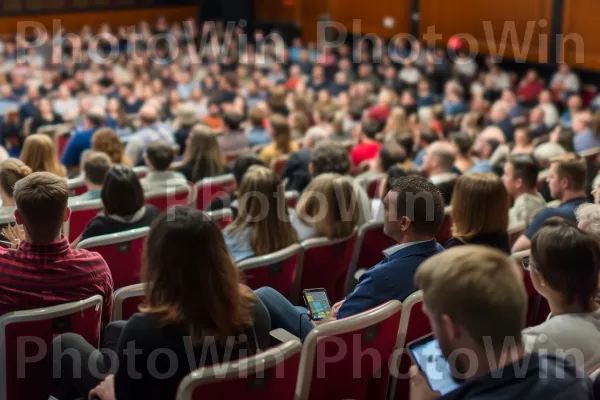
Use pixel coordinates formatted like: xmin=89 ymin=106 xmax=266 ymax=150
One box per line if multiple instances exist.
xmin=91 ymin=128 xmax=133 ymax=167
xmin=311 ymin=141 xmax=351 ymax=176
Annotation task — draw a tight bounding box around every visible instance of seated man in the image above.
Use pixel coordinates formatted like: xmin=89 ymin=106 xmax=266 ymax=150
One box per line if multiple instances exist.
xmin=512 ymin=153 xmax=589 ymax=252
xmin=69 ymin=151 xmax=112 ymax=203
xmin=420 ymin=141 xmax=458 ymax=205
xmin=502 ymin=154 xmax=546 ymax=226
xmin=357 ymin=139 xmax=407 ymax=182
xmin=140 ymin=141 xmax=188 ymax=195
xmin=410 ymin=246 xmax=593 ymax=399
xmin=0 ymin=172 xmax=113 ymax=323
xmin=255 ymin=176 xmax=445 ymax=340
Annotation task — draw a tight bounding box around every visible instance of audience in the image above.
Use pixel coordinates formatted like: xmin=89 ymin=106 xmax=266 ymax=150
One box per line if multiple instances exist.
xmin=172 ymin=103 xmax=197 ymax=156
xmin=259 ymin=114 xmax=299 ymax=165
xmin=30 ymin=98 xmax=64 ymax=134
xmin=176 ymin=124 xmax=228 ymax=182
xmin=0 ymin=172 xmax=112 ymax=322
xmin=420 ymin=140 xmax=458 ymax=205
xmin=141 ymin=141 xmax=188 ymax=194
xmin=20 ymin=133 xmax=67 ymax=177
xmin=280 ymin=126 xmax=329 ymax=192
xmin=513 ymin=153 xmax=588 ymax=252
xmin=450 ymin=132 xmax=475 ymax=173
xmin=223 ymin=165 xmax=298 ymax=262
xmin=256 ymin=175 xmax=444 ymax=340
xmin=247 ymin=107 xmax=271 ymax=147
xmin=69 ymin=151 xmax=112 ymax=203
xmin=446 ymin=173 xmax=511 ymax=253
xmin=75 ymin=166 xmax=159 ymax=244
xmin=91 ymin=127 xmax=134 ymax=167
xmin=0 ymin=158 xmax=31 ymax=217
xmin=351 ymin=118 xmax=381 ymax=168
xmin=410 ymin=246 xmax=593 ymax=399
xmin=218 ymin=111 xmax=249 ymax=156
xmin=502 ymin=154 xmax=546 ymax=226
xmin=52 ymin=207 xmax=270 ymax=400
xmin=125 ymin=104 xmax=173 ymax=166
xmin=522 ymin=218 xmax=600 ymax=374
xmin=61 ymin=108 xmax=106 ymax=174
xmin=357 ymin=140 xmax=406 ymax=181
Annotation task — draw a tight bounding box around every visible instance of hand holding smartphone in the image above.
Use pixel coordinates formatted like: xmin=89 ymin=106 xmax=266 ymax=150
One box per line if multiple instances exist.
xmin=408 ymin=335 xmax=461 ymax=396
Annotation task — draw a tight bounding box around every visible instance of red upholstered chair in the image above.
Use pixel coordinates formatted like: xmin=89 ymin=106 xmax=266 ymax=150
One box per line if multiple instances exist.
xmin=511 ymin=250 xmax=551 ymax=327
xmin=435 ymin=206 xmax=453 ymax=244
xmin=285 ymin=190 xmax=300 ymax=209
xmin=176 ymin=340 xmax=302 ymax=400
xmin=388 ymin=291 xmax=432 ymax=400
xmin=67 ymin=176 xmax=87 ymax=196
xmin=346 ymin=220 xmax=396 ymax=292
xmin=358 ymin=173 xmax=386 ymax=199
xmin=112 ymin=283 xmax=146 ymax=321
xmin=194 ymin=174 xmax=237 ymax=210
xmin=56 ymin=129 xmax=71 ymax=159
xmin=295 ymin=300 xmax=403 ymax=400
xmin=0 ymin=295 xmax=103 ymax=400
xmin=206 ymin=208 xmax=234 ymax=229
xmin=145 ymin=185 xmax=192 ymax=213
xmin=64 ymin=199 xmax=103 ymax=242
xmin=77 ymin=227 xmax=149 ymax=290
xmin=271 ymin=155 xmax=290 ymax=177
xmin=300 ymin=233 xmax=358 ymax=303
xmin=238 ymin=244 xmax=303 ymax=300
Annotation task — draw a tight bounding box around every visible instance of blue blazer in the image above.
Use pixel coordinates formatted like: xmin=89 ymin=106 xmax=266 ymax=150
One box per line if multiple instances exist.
xmin=337 ymin=240 xmax=444 ymax=319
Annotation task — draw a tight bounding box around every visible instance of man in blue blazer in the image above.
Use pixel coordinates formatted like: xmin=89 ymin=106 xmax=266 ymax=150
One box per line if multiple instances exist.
xmin=256 ymin=175 xmax=446 ymax=340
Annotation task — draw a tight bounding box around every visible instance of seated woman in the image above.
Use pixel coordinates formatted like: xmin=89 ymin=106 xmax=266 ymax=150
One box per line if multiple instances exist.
xmin=51 ymin=207 xmax=270 ymax=400
xmin=91 ymin=127 xmax=134 ymax=167
xmin=0 ymin=159 xmax=31 ymax=217
xmin=20 ymin=133 xmax=67 ymax=177
xmin=292 ymin=173 xmax=360 ymax=242
xmin=522 ymin=217 xmax=600 ymax=374
xmin=75 ymin=166 xmax=159 ymax=245
xmin=223 ymin=165 xmax=298 ymax=262
xmin=176 ymin=124 xmax=229 ymax=182
xmin=30 ymin=98 xmax=64 ymax=134
xmin=259 ymin=114 xmax=300 ymax=165
xmin=445 ymin=172 xmax=511 ymax=253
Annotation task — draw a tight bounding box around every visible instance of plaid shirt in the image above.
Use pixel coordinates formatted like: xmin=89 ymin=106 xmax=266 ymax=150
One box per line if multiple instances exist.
xmin=0 ymin=236 xmax=113 ymax=324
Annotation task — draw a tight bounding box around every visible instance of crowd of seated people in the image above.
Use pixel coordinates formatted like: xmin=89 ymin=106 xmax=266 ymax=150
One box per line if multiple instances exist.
xmin=0 ymin=15 xmax=600 ymax=400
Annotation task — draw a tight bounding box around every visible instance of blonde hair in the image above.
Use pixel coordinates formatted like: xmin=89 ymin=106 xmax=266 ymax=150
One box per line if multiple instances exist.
xmin=296 ymin=174 xmax=359 ymax=240
xmin=451 ymin=173 xmax=509 ymax=240
xmin=182 ymin=124 xmax=225 ymax=182
xmin=20 ymin=134 xmax=66 ymax=177
xmin=226 ymin=165 xmax=298 ymax=255
xmin=384 ymin=107 xmax=409 ymax=133
xmin=551 ymin=153 xmax=587 ymax=191
xmin=91 ymin=128 xmax=133 ymax=167
xmin=0 ymin=158 xmax=32 ymax=198
xmin=415 ymin=246 xmax=526 ymax=348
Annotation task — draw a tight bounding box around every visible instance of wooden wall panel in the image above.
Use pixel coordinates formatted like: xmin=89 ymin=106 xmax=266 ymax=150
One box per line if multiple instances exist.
xmin=419 ymin=0 xmax=551 ymax=62
xmin=561 ymin=0 xmax=600 ymax=70
xmin=328 ymin=0 xmax=411 ymax=39
xmin=0 ymin=6 xmax=196 ymax=34
xmin=254 ymin=0 xmax=296 ymax=23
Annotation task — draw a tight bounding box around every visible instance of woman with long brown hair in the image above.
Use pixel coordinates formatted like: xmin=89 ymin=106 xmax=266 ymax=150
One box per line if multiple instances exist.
xmin=176 ymin=124 xmax=227 ymax=182
xmin=20 ymin=133 xmax=66 ymax=177
xmin=259 ymin=114 xmax=299 ymax=165
xmin=445 ymin=172 xmax=511 ymax=253
xmin=224 ymin=165 xmax=298 ymax=262
xmin=51 ymin=207 xmax=270 ymax=400
xmin=91 ymin=127 xmax=134 ymax=167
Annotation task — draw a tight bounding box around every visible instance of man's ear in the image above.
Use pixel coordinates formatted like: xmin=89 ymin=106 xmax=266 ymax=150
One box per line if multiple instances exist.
xmin=14 ymin=209 xmax=22 ymax=225
xmin=64 ymin=207 xmax=72 ymax=223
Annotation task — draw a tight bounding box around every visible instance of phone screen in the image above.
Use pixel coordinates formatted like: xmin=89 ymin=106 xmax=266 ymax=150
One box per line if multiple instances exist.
xmin=409 ymin=336 xmax=461 ymax=395
xmin=303 ymin=289 xmax=331 ymax=321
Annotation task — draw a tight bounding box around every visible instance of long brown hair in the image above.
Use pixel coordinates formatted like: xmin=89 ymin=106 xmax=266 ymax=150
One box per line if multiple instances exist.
xmin=270 ymin=114 xmax=292 ymax=154
xmin=226 ymin=165 xmax=298 ymax=255
xmin=20 ymin=134 xmax=66 ymax=177
xmin=182 ymin=124 xmax=225 ymax=182
xmin=92 ymin=128 xmax=134 ymax=167
xmin=0 ymin=158 xmax=32 ymax=198
xmin=141 ymin=207 xmax=254 ymax=344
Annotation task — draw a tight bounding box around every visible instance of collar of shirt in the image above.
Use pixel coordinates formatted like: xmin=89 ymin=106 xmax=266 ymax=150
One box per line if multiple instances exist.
xmin=383 ymin=239 xmax=434 ymax=258
xmin=146 ymin=171 xmax=175 ymax=181
xmin=18 ymin=235 xmax=71 ymax=257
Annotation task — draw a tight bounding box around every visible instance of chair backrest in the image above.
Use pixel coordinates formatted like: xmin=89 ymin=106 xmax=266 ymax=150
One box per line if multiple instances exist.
xmin=358 ymin=173 xmax=386 ymax=199
xmin=300 ymin=233 xmax=358 ymax=303
xmin=67 ymin=176 xmax=87 ymax=196
xmin=176 ymin=340 xmax=302 ymax=400
xmin=389 ymin=291 xmax=431 ymax=400
xmin=206 ymin=208 xmax=234 ymax=229
xmin=145 ymin=184 xmax=192 ymax=213
xmin=64 ymin=199 xmax=103 ymax=242
xmin=112 ymin=283 xmax=146 ymax=321
xmin=347 ymin=221 xmax=396 ymax=293
xmin=238 ymin=244 xmax=303 ymax=300
xmin=56 ymin=130 xmax=71 ymax=159
xmin=195 ymin=174 xmax=236 ymax=210
xmin=77 ymin=227 xmax=149 ymax=290
xmin=133 ymin=166 xmax=149 ymax=178
xmin=510 ymin=250 xmax=551 ymax=327
xmin=0 ymin=295 xmax=103 ymax=400
xmin=435 ymin=206 xmax=453 ymax=244
xmin=284 ymin=190 xmax=300 ymax=209
xmin=296 ymin=300 xmax=403 ymax=400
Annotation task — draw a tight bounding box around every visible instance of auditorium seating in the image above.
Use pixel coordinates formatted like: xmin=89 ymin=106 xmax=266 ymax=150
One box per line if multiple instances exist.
xmin=206 ymin=208 xmax=234 ymax=229
xmin=194 ymin=174 xmax=237 ymax=210
xmin=145 ymin=184 xmax=192 ymax=213
xmin=112 ymin=283 xmax=146 ymax=321
xmin=63 ymin=199 xmax=103 ymax=242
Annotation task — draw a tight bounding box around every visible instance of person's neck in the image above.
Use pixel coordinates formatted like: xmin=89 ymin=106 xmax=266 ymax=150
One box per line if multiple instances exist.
xmin=515 ymin=187 xmax=538 ymax=198
xmin=548 ymin=296 xmax=599 ymax=316
xmin=469 ymin=344 xmax=526 ymax=381
xmin=393 ymin=233 xmax=433 ymax=245
xmin=560 ymin=190 xmax=587 ymax=203
xmin=25 ymin=232 xmax=63 ymax=245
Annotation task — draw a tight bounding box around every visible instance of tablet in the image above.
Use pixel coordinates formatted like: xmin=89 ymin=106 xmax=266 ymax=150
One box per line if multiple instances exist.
xmin=408 ymin=335 xmax=461 ymax=395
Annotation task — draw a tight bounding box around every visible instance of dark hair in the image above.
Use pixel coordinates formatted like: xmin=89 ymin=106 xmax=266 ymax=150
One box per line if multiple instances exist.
xmin=509 ymin=154 xmax=540 ymax=189
xmin=311 ymin=141 xmax=351 ymax=175
xmin=485 ymin=138 xmax=501 ymax=154
xmin=531 ymin=217 xmax=600 ymax=311
xmin=385 ymin=166 xmax=408 ymax=194
xmin=84 ymin=152 xmax=112 ymax=185
xmin=146 ymin=141 xmax=175 ymax=171
xmin=141 ymin=207 xmax=254 ymax=344
xmin=390 ymin=175 xmax=445 ymax=236
xmin=101 ymin=166 xmax=145 ymax=216
xmin=208 ymin=98 xmax=220 ymax=108
xmin=557 ymin=128 xmax=575 ymax=152
xmin=13 ymin=172 xmax=68 ymax=243
xmin=450 ymin=132 xmax=473 ymax=156
xmin=223 ymin=112 xmax=243 ymax=130
xmin=87 ymin=111 xmax=105 ymax=127
xmin=379 ymin=141 xmax=406 ymax=171
xmin=361 ymin=118 xmax=380 ymax=140
xmin=419 ymin=128 xmax=438 ymax=145
xmin=348 ymin=104 xmax=364 ymax=122
xmin=393 ymin=132 xmax=414 ymax=158
xmin=232 ymin=154 xmax=265 ymax=185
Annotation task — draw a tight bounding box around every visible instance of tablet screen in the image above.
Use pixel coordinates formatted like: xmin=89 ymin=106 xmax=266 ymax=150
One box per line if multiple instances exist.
xmin=409 ymin=337 xmax=461 ymax=395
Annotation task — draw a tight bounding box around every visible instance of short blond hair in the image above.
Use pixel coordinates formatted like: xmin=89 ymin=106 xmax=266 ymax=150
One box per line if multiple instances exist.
xmin=451 ymin=173 xmax=509 ymax=240
xmin=551 ymin=153 xmax=587 ymax=191
xmin=415 ymin=246 xmax=526 ymax=348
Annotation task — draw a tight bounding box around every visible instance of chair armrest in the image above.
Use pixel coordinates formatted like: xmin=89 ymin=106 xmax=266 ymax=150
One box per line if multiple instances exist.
xmin=270 ymin=328 xmax=301 ymax=343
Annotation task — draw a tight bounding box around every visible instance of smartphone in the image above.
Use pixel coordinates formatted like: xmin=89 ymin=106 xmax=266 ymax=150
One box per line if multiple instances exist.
xmin=302 ymin=288 xmax=332 ymax=321
xmin=408 ymin=335 xmax=461 ymax=396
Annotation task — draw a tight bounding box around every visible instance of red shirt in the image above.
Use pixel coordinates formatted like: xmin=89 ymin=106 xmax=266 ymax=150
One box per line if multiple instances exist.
xmin=351 ymin=142 xmax=381 ymax=167
xmin=0 ymin=236 xmax=113 ymax=324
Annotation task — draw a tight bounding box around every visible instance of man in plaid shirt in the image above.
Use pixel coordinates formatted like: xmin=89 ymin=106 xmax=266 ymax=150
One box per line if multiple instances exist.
xmin=0 ymin=172 xmax=113 ymax=324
